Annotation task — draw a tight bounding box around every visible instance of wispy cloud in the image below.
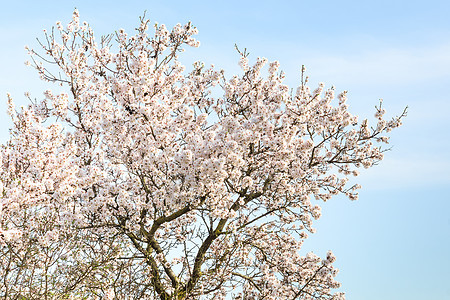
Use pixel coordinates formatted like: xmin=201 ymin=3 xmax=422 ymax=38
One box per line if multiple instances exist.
xmin=356 ymin=156 xmax=450 ymax=190
xmin=300 ymin=43 xmax=450 ymax=86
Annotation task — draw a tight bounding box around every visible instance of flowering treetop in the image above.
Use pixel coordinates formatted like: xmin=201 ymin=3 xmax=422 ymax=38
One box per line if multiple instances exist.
xmin=0 ymin=9 xmax=405 ymax=300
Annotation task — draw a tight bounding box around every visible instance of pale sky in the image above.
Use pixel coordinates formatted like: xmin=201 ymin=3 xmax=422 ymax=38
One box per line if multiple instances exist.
xmin=1 ymin=1 xmax=449 ymax=299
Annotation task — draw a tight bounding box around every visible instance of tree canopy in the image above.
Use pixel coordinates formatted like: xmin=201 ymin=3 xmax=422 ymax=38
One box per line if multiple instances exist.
xmin=0 ymin=10 xmax=405 ymax=299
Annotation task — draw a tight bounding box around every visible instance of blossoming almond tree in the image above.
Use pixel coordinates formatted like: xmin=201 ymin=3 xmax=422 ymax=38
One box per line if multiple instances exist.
xmin=0 ymin=10 xmax=406 ymax=300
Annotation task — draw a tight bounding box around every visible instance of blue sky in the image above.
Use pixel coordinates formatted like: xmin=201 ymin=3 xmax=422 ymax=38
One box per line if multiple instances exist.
xmin=1 ymin=1 xmax=449 ymax=299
